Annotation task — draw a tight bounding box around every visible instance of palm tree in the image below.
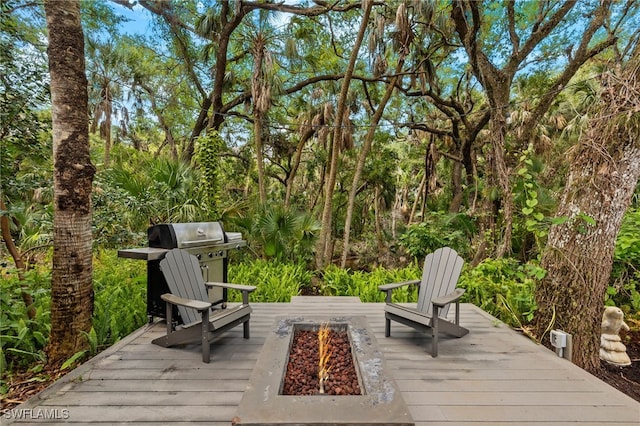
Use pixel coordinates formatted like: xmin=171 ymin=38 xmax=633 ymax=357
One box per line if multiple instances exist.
xmin=44 ymin=0 xmax=95 ymax=366
xmin=86 ymin=38 xmax=126 ymax=168
xmin=250 ymin=28 xmax=274 ymax=205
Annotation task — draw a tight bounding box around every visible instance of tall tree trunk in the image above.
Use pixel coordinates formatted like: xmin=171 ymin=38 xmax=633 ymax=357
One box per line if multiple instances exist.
xmin=44 ymin=0 xmax=95 ymax=367
xmin=251 ymin=33 xmax=271 ymax=205
xmin=489 ymin=106 xmax=514 ymax=257
xmin=253 ymin=112 xmax=267 ymax=204
xmin=374 ymin=186 xmax=383 ymax=253
xmin=316 ymin=0 xmax=373 ymax=268
xmin=409 ymin=173 xmax=426 ymax=224
xmin=449 ymin=158 xmax=463 ymax=213
xmin=285 ymin=125 xmax=317 ymax=209
xmin=102 ymin=85 xmax=112 ymax=168
xmin=533 ymin=47 xmax=640 ymax=372
xmin=340 ymin=59 xmax=403 ymax=268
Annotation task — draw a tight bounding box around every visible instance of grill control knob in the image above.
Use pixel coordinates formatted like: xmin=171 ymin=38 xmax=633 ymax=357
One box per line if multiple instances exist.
xmin=208 ymin=252 xmax=213 ymax=258
xmin=196 ymin=254 xmax=202 ymax=260
xmin=217 ymin=250 xmax=223 ymax=257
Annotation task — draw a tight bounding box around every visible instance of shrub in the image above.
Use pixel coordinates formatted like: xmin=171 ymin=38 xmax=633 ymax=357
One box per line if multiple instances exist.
xmin=608 ymin=208 xmax=640 ymax=314
xmin=321 ymin=264 xmax=421 ymax=303
xmin=228 ymin=260 xmax=312 ymax=302
xmin=92 ymin=250 xmax=147 ymax=349
xmin=458 ymin=258 xmax=542 ymax=328
xmin=1 ymin=249 xmax=148 ymax=390
xmin=230 ymin=205 xmax=320 ymax=264
xmin=399 ymin=212 xmax=474 ymax=260
xmin=0 ymin=267 xmax=51 ymax=375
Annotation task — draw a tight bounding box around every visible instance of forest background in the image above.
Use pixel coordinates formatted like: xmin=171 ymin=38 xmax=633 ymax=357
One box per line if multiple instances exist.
xmin=1 ymin=0 xmax=640 ymax=404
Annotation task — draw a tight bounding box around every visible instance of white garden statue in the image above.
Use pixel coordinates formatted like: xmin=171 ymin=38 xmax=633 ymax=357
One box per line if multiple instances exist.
xmin=599 ymin=306 xmax=631 ymax=366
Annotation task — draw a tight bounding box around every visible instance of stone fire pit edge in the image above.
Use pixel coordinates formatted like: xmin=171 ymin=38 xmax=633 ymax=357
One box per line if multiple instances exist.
xmin=234 ymin=315 xmax=414 ymax=426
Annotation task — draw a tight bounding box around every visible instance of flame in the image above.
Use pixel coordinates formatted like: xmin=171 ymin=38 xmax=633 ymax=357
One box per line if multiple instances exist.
xmin=318 ymin=323 xmax=332 ymax=393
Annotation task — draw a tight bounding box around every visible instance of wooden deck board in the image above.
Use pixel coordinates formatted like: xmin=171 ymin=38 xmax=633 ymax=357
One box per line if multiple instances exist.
xmin=4 ymin=301 xmax=639 ymax=425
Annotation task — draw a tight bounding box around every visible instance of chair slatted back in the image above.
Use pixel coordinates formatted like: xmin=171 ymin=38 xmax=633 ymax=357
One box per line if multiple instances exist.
xmin=416 ymin=247 xmax=464 ymax=318
xmin=160 ymin=248 xmax=210 ymax=325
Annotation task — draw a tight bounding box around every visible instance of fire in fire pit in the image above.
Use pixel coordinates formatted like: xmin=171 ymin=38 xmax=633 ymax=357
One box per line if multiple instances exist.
xmin=318 ymin=323 xmax=332 ymax=394
xmin=282 ymin=323 xmax=362 ymax=396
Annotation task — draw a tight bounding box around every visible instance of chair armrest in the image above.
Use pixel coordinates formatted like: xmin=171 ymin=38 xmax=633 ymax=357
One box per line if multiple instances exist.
xmin=205 ymin=282 xmax=257 ymax=292
xmin=161 ymin=293 xmax=211 ymax=311
xmin=431 ymin=288 xmax=465 ymax=307
xmin=379 ymin=279 xmax=421 ymax=303
xmin=378 ymin=279 xmax=421 ymax=292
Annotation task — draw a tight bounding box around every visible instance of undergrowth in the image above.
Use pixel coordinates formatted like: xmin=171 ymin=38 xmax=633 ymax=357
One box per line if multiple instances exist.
xmin=1 ymin=250 xmax=146 ymax=393
xmin=2 ymin=235 xmax=638 ymax=395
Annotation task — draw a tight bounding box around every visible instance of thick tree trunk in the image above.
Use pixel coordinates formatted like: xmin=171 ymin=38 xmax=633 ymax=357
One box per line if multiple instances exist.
xmin=533 ymin=49 xmax=640 ymax=372
xmin=489 ymin=107 xmax=514 ymax=257
xmin=44 ymin=0 xmax=95 ymax=367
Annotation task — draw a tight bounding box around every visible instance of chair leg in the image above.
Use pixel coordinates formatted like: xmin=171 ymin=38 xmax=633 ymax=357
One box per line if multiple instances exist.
xmin=202 ymin=310 xmax=210 ymax=363
xmin=243 ymin=320 xmax=250 ymax=339
xmin=431 ymin=306 xmax=439 ymax=357
xmin=165 ymin=301 xmax=173 ymax=335
xmin=385 ymin=317 xmax=391 ymax=337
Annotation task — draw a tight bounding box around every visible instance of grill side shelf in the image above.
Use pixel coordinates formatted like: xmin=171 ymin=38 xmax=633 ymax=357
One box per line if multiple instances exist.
xmin=118 ymin=247 xmax=169 ymax=261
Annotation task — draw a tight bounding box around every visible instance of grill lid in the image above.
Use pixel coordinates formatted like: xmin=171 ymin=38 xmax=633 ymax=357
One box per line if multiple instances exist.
xmin=148 ymin=222 xmax=225 ymax=249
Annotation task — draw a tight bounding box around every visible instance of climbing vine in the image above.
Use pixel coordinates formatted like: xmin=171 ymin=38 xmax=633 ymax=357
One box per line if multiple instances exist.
xmin=196 ymin=131 xmax=225 ymax=220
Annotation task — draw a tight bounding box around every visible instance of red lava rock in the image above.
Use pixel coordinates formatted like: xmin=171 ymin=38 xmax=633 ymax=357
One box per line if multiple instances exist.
xmin=282 ymin=328 xmax=361 ymax=396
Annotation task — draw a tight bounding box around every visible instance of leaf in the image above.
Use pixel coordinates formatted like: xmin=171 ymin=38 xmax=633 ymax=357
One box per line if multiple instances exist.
xmin=551 ymin=216 xmax=570 ymax=225
xmin=525 ymin=199 xmax=538 ymax=208
xmin=580 ymin=214 xmax=596 ymax=226
xmin=522 ymin=207 xmax=533 ymax=215
xmin=61 ymin=350 xmax=87 ymax=370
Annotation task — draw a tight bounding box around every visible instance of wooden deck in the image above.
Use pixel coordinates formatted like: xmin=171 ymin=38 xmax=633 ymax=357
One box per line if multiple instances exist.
xmin=5 ymin=298 xmax=639 ymax=425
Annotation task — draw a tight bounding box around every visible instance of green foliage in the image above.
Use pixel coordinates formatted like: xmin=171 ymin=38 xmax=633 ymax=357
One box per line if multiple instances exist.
xmin=196 ymin=131 xmax=225 ymax=220
xmin=607 ymin=208 xmax=640 ymax=313
xmin=321 ymin=264 xmax=421 ymax=303
xmin=458 ymin=258 xmax=543 ymax=328
xmin=0 ymin=268 xmax=51 ymax=372
xmin=513 ymin=143 xmax=554 ymax=255
xmin=92 ymin=250 xmax=147 ymax=348
xmin=399 ymin=212 xmax=474 ymax=259
xmin=1 ymin=250 xmax=147 ymax=388
xmin=228 ymin=260 xmax=312 ymax=302
xmin=95 ymin=149 xmax=207 ymax=247
xmin=230 ymin=204 xmax=320 ymax=263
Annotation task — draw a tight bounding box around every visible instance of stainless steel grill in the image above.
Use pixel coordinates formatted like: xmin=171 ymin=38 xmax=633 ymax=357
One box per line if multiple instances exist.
xmin=118 ymin=222 xmax=246 ymax=324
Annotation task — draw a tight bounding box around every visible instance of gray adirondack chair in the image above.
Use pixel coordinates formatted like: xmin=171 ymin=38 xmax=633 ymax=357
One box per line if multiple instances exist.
xmin=151 ymin=248 xmax=256 ymax=363
xmin=379 ymin=247 xmax=468 ymax=357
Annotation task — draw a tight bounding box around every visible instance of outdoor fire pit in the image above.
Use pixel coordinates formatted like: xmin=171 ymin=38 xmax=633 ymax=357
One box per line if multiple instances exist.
xmin=234 ymin=316 xmax=414 ymax=426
